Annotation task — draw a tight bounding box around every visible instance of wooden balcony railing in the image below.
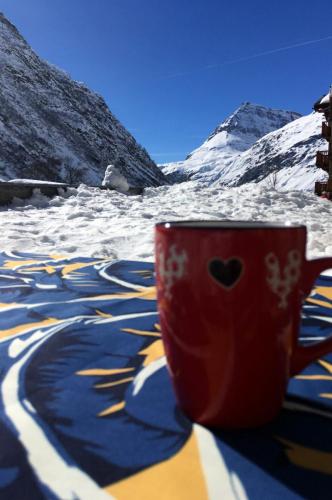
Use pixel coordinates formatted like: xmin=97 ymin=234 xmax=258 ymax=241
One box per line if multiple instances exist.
xmin=315 ymin=181 xmax=328 ymax=195
xmin=315 ymin=181 xmax=332 ymax=198
xmin=316 ymin=150 xmax=329 ymax=171
xmin=322 ymin=121 xmax=331 ymax=140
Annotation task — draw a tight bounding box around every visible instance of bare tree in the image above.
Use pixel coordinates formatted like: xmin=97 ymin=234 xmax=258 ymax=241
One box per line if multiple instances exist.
xmin=65 ymin=165 xmax=90 ymax=185
xmin=264 ymin=170 xmax=279 ymax=190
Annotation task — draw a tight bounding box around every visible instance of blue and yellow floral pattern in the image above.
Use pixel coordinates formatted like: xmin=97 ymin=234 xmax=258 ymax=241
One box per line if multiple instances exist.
xmin=0 ymin=252 xmax=331 ymax=499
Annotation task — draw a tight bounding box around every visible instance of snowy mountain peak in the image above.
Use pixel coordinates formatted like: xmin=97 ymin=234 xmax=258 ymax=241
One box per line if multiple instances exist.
xmin=0 ymin=12 xmax=20 ymax=36
xmin=0 ymin=13 xmax=167 ymax=188
xmin=163 ymin=103 xmax=301 ymax=183
xmin=206 ymin=102 xmax=301 ymax=143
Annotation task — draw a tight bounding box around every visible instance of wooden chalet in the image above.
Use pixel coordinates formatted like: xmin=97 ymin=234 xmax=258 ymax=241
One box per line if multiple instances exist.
xmin=314 ymin=87 xmax=332 ymax=198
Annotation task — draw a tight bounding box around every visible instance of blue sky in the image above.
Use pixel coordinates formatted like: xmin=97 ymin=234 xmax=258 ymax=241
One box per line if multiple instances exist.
xmin=1 ymin=0 xmax=332 ymax=164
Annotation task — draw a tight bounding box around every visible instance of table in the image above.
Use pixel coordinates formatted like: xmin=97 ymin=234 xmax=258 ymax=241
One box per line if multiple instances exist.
xmin=0 ymin=252 xmax=331 ymax=499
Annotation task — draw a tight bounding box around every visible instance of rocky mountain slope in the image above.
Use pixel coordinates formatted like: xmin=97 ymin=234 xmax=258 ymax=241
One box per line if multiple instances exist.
xmin=161 ymin=103 xmax=301 ymax=183
xmin=0 ymin=13 xmax=167 ymax=187
xmin=216 ymin=112 xmax=327 ymax=190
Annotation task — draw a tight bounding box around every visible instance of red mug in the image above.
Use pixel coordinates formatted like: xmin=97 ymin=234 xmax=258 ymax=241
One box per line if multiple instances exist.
xmin=155 ymin=221 xmax=332 ymax=428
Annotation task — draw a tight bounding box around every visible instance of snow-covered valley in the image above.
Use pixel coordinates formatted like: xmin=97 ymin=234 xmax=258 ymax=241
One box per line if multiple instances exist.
xmin=2 ymin=182 xmax=332 ymax=262
xmin=0 ymin=13 xmax=331 ymax=265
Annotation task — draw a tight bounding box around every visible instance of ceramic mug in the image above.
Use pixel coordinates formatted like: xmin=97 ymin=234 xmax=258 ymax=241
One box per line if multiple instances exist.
xmin=155 ymin=221 xmax=332 ymax=428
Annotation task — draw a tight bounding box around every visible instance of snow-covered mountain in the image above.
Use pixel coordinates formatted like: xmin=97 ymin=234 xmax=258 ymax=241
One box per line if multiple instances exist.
xmin=216 ymin=112 xmax=327 ymax=190
xmin=0 ymin=13 xmax=167 ymax=187
xmin=161 ymin=103 xmax=301 ymax=183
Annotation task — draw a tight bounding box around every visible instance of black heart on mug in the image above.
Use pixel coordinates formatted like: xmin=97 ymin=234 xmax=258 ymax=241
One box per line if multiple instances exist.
xmin=208 ymin=258 xmax=243 ymax=289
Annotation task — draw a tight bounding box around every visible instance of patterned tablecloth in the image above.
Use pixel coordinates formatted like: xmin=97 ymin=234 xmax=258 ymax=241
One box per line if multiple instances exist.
xmin=0 ymin=252 xmax=331 ymax=499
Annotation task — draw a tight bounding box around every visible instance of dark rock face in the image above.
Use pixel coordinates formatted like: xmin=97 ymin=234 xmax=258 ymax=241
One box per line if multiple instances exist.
xmin=0 ymin=13 xmax=167 ymax=187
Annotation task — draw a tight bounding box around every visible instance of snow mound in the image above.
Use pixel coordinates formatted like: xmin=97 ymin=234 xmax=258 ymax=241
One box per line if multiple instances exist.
xmin=102 ymin=165 xmax=130 ymax=193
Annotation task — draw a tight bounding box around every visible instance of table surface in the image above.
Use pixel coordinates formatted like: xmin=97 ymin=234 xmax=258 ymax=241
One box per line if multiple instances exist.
xmin=0 ymin=252 xmax=331 ymax=499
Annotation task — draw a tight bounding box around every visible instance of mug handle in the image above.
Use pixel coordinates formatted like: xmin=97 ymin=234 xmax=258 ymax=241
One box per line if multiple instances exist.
xmin=291 ymin=257 xmax=332 ymax=376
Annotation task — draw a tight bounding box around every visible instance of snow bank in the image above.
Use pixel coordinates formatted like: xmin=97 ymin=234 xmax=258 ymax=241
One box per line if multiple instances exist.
xmin=0 ymin=182 xmax=332 ymax=262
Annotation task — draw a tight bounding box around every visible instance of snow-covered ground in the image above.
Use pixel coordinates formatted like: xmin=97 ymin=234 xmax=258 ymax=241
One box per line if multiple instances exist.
xmin=1 ymin=182 xmax=332 ymax=262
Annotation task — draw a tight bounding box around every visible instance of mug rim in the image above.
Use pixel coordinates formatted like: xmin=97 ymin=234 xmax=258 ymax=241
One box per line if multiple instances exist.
xmin=155 ymin=220 xmax=307 ymax=230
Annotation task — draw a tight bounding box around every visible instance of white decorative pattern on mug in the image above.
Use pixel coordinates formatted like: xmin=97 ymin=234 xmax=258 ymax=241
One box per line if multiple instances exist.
xmin=265 ymin=250 xmax=302 ymax=309
xmin=158 ymin=244 xmax=187 ymax=299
